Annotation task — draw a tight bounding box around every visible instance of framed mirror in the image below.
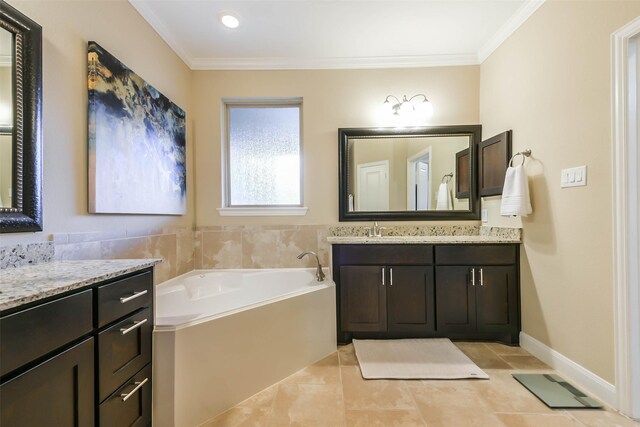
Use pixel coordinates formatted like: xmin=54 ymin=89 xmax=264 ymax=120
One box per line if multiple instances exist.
xmin=0 ymin=3 xmax=42 ymax=233
xmin=338 ymin=125 xmax=481 ymax=221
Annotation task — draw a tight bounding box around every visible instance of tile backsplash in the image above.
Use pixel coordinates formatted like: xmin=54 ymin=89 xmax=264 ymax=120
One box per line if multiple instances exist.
xmin=195 ymin=225 xmax=330 ymax=270
xmin=50 ymin=227 xmax=194 ymax=284
xmin=2 ymin=223 xmax=521 ymax=283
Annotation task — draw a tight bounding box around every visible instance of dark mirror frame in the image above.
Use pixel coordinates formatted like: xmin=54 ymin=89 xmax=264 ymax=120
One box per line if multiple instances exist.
xmin=338 ymin=125 xmax=481 ymax=221
xmin=0 ymin=3 xmax=42 ymax=233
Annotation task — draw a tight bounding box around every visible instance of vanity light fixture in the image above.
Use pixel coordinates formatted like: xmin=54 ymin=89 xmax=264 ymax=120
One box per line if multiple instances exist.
xmin=219 ymin=11 xmax=241 ymax=29
xmin=383 ymin=94 xmax=434 ymax=118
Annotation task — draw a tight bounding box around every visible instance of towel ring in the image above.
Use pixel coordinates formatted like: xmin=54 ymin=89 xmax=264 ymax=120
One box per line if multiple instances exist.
xmin=441 ymin=172 xmax=453 ymax=184
xmin=509 ymin=149 xmax=532 ymax=167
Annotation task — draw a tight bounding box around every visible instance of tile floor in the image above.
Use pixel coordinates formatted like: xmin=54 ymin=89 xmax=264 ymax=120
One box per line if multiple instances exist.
xmin=202 ymin=342 xmax=640 ymax=427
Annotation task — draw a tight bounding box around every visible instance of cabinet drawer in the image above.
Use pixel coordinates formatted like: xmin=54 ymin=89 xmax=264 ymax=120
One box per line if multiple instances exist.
xmin=97 ymin=270 xmax=152 ymax=327
xmin=1 ymin=338 xmax=95 ymax=427
xmin=1 ymin=290 xmax=93 ymax=377
xmin=99 ymin=364 xmax=151 ymax=427
xmin=98 ymin=307 xmax=152 ymax=402
xmin=335 ymin=244 xmax=434 ymax=265
xmin=435 ymin=245 xmax=516 ymax=265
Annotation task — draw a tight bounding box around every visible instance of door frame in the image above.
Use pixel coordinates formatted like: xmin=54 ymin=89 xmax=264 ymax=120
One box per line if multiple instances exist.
xmin=612 ymin=16 xmax=640 ymax=420
xmin=406 ymin=146 xmax=432 ymax=210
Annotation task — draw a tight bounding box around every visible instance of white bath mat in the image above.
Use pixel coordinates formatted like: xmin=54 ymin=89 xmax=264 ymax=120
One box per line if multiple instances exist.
xmin=352 ymin=338 xmax=489 ymax=380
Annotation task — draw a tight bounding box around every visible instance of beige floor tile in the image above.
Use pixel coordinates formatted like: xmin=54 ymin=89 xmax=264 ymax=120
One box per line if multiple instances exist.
xmin=201 ymin=407 xmax=271 ymax=427
xmin=485 ymin=342 xmax=531 ymax=356
xmin=410 ymin=383 xmax=504 ymax=427
xmin=345 ymin=409 xmax=426 ymax=426
xmin=475 ymin=371 xmax=552 ymax=413
xmin=496 ymin=413 xmax=583 ymax=427
xmin=338 ymin=344 xmax=359 ymax=366
xmin=341 ymin=366 xmax=416 ymax=411
xmin=236 ymin=384 xmax=278 ymax=408
xmin=213 ymin=341 xmax=627 ymax=427
xmin=501 ymin=355 xmax=550 ymax=370
xmin=269 ymin=383 xmax=346 ymax=427
xmin=568 ymin=408 xmax=640 ymax=426
xmin=416 ymin=378 xmax=488 ymax=389
xmin=283 ymin=353 xmax=341 ymax=385
xmin=455 ymin=342 xmax=512 ymax=369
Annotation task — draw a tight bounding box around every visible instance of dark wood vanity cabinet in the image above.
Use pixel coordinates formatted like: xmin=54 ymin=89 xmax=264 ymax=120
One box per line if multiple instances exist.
xmin=333 ymin=244 xmax=520 ymax=344
xmin=335 ymin=245 xmax=436 ymax=341
xmin=339 ymin=265 xmax=435 ymax=335
xmin=0 ymin=267 xmax=154 ymax=427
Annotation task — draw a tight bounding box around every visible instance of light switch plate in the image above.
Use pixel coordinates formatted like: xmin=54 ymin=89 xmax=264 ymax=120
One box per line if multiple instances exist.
xmin=561 ymin=166 xmax=587 ymax=188
xmin=481 ymin=209 xmax=488 ymax=223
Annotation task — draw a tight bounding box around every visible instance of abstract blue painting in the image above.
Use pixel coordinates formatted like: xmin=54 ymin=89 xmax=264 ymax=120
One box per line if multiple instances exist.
xmin=88 ymin=41 xmax=186 ymax=214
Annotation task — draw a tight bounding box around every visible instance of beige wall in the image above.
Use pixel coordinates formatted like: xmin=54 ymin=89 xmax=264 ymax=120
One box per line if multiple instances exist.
xmin=480 ymin=0 xmax=640 ymax=383
xmin=0 ymin=0 xmax=195 ymax=277
xmin=192 ymin=67 xmax=480 ymax=227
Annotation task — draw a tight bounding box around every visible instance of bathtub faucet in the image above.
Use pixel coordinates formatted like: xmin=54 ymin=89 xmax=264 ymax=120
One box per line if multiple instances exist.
xmin=297 ymin=251 xmax=326 ymax=282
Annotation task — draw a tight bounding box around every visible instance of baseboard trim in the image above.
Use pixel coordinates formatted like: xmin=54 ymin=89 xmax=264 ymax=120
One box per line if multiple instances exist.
xmin=519 ymin=332 xmax=616 ymax=408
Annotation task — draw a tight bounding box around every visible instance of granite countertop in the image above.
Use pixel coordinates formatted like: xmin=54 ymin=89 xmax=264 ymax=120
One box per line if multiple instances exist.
xmin=326 ymin=225 xmax=521 ymax=244
xmin=326 ymin=235 xmax=521 ymax=244
xmin=0 ymin=259 xmax=161 ymax=312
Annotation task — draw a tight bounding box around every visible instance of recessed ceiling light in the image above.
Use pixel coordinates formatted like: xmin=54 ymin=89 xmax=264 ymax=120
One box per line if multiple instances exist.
xmin=219 ymin=11 xmax=240 ymax=29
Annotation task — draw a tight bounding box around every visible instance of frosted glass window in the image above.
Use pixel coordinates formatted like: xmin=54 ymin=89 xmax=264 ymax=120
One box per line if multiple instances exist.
xmin=226 ymin=103 xmax=301 ymax=206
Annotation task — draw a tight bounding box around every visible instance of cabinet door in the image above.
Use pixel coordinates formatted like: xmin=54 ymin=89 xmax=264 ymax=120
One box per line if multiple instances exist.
xmin=387 ymin=266 xmax=435 ymax=335
xmin=340 ymin=265 xmax=387 ymax=332
xmin=476 ymin=266 xmax=518 ymax=339
xmin=435 ymin=266 xmax=476 ymax=336
xmin=1 ymin=338 xmax=94 ymax=427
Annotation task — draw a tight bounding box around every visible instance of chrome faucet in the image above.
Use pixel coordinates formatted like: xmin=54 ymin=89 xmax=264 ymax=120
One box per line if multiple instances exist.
xmin=297 ymin=251 xmax=326 ymax=282
xmin=368 ymin=221 xmax=386 ymax=238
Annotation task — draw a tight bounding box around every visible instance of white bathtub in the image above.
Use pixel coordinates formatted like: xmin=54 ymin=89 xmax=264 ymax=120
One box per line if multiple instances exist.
xmin=153 ymin=268 xmax=337 ymax=427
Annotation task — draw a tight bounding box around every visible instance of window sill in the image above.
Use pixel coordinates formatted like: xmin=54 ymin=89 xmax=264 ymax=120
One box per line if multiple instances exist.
xmin=217 ymin=207 xmax=309 ymax=217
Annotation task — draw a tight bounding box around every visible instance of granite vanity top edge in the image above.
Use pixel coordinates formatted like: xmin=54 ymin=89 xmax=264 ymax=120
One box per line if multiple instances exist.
xmin=326 ymin=235 xmax=521 ymax=244
xmin=0 ymin=259 xmax=161 ymax=312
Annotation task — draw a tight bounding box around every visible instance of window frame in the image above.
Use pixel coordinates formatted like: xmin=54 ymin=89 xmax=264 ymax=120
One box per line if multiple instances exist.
xmin=219 ymin=97 xmax=307 ymax=216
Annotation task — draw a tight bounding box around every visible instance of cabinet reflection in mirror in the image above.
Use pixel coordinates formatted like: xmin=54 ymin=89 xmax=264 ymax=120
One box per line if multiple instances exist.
xmin=339 ymin=126 xmax=481 ymax=221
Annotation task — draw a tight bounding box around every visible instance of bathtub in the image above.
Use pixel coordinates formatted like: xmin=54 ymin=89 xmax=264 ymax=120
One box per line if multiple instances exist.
xmin=153 ymin=268 xmax=337 ymax=427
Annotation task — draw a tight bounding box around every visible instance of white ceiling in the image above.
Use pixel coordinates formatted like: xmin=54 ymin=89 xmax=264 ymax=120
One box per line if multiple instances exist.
xmin=129 ymin=0 xmax=545 ymax=70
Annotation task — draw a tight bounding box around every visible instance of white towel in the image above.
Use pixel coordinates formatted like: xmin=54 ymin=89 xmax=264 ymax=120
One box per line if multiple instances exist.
xmin=500 ymin=165 xmax=532 ymax=216
xmin=436 ymin=182 xmax=453 ymax=210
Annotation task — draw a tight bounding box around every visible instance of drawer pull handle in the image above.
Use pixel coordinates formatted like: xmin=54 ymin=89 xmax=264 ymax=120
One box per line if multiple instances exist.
xmin=381 ymin=267 xmax=385 ymax=286
xmin=120 ymin=318 xmax=148 ymax=335
xmin=471 ymin=268 xmax=475 ymax=286
xmin=479 ymin=268 xmax=484 ymax=287
xmin=389 ymin=268 xmax=393 ymax=286
xmin=121 ymin=378 xmax=149 ymax=402
xmin=120 ymin=290 xmax=148 ymax=304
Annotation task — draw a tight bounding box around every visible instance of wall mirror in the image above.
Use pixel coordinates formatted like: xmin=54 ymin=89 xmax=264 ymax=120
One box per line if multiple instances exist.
xmin=339 ymin=125 xmax=481 ymax=221
xmin=0 ymin=3 xmax=42 ymax=233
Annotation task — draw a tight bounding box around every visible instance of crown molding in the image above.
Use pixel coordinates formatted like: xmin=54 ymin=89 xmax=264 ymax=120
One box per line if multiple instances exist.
xmin=190 ymin=54 xmax=480 ymax=71
xmin=130 ymin=0 xmax=542 ymax=71
xmin=478 ymin=0 xmax=546 ymax=63
xmin=129 ymin=0 xmax=194 ymax=69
